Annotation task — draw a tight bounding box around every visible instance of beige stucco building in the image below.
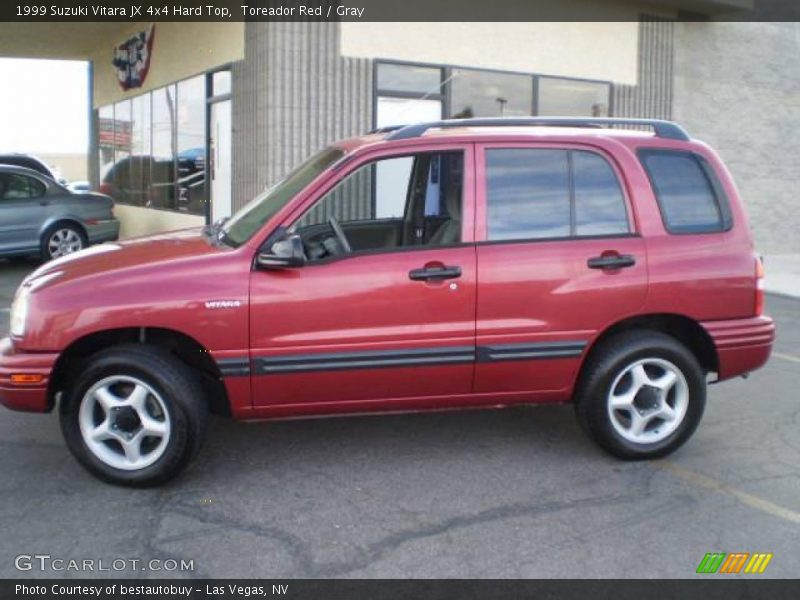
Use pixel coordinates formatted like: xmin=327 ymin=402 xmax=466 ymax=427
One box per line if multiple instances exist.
xmin=0 ymin=1 xmax=797 ymax=252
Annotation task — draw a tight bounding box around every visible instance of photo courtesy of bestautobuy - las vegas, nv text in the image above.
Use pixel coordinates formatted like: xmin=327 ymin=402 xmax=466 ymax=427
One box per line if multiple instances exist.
xmin=0 ymin=0 xmax=798 ymax=598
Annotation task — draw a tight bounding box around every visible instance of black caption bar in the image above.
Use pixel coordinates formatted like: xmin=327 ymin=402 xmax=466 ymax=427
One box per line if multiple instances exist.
xmin=2 ymin=0 xmax=800 ymax=22
xmin=3 ymin=579 xmax=800 ymax=600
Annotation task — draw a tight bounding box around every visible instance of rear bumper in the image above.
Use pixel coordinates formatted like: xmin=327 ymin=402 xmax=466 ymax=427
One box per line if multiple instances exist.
xmin=86 ymin=218 xmax=120 ymax=244
xmin=0 ymin=338 xmax=58 ymax=413
xmin=701 ymin=315 xmax=775 ymax=381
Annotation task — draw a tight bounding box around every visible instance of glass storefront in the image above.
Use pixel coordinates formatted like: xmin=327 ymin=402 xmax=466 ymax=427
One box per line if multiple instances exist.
xmin=96 ymin=74 xmax=212 ymax=216
xmin=375 ymin=62 xmax=612 ymax=128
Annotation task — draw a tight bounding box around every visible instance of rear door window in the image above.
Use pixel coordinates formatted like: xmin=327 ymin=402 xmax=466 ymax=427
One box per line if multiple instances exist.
xmin=484 ymin=148 xmax=630 ymax=241
xmin=573 ymin=150 xmax=630 ymax=236
xmin=485 ymin=149 xmax=571 ymax=240
xmin=0 ymin=173 xmax=46 ymax=200
xmin=639 ymin=150 xmax=731 ymax=233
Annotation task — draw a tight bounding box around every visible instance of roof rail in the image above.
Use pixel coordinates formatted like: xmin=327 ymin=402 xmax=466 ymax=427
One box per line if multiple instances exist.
xmin=368 ymin=124 xmax=405 ymax=135
xmin=384 ymin=117 xmax=690 ymax=141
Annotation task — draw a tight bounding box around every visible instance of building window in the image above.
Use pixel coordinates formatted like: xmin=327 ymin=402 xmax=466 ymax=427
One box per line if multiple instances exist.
xmin=96 ymin=75 xmax=207 ymax=216
xmin=151 ymin=85 xmax=178 ymax=210
xmin=212 ymin=70 xmax=231 ymax=96
xmin=375 ymin=61 xmax=614 ymax=129
xmin=537 ymin=76 xmax=611 ymax=117
xmin=377 ymin=63 xmax=442 ymax=94
xmin=176 ymin=76 xmax=207 ymax=215
xmin=450 ymin=68 xmax=533 ymax=118
xmin=375 ymin=63 xmax=444 ymax=128
xmin=97 ymin=104 xmax=115 ymax=183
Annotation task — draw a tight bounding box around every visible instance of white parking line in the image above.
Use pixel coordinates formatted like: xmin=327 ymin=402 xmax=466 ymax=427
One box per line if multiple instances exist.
xmin=774 ymin=352 xmax=800 ymax=364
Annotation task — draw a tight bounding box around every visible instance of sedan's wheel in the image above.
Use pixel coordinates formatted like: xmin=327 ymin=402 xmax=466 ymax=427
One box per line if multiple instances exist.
xmin=575 ymin=330 xmax=705 ymax=460
xmin=42 ymin=224 xmax=85 ymax=260
xmin=60 ymin=344 xmax=208 ymax=487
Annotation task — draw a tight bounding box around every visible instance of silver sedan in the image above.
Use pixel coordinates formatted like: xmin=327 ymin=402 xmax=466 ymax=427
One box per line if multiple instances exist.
xmin=0 ymin=165 xmax=119 ymax=261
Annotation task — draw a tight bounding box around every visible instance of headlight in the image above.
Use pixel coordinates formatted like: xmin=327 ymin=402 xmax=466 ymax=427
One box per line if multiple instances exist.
xmin=9 ymin=271 xmax=63 ymax=338
xmin=9 ymin=289 xmax=29 ymax=337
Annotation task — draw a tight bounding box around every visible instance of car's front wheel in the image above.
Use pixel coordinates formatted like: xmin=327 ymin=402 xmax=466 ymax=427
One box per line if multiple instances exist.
xmin=60 ymin=344 xmax=208 ymax=486
xmin=575 ymin=330 xmax=706 ymax=460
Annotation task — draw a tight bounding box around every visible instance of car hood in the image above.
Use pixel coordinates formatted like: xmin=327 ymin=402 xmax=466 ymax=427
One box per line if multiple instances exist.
xmin=24 ymin=227 xmax=226 ymax=288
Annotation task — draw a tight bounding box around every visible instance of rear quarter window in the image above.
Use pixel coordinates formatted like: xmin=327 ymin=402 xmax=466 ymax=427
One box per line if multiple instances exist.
xmin=639 ymin=149 xmax=732 ymax=234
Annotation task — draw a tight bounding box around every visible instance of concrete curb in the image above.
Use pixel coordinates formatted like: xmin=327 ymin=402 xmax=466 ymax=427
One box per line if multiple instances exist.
xmin=763 ymin=254 xmax=800 ymax=300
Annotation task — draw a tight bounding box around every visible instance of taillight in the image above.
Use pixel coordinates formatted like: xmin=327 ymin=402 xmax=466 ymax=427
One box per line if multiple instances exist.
xmin=98 ymin=182 xmax=113 ymax=196
xmin=755 ymin=255 xmax=765 ymax=316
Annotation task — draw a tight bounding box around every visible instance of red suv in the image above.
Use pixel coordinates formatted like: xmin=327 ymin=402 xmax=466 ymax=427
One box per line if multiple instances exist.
xmin=0 ymin=118 xmax=774 ymax=486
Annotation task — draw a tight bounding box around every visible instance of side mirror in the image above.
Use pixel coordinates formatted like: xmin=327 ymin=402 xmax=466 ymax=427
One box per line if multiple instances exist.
xmin=256 ymin=234 xmax=306 ymax=269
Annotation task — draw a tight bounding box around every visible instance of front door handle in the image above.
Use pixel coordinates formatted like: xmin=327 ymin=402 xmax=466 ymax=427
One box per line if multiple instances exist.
xmin=587 ymin=254 xmax=636 ymax=269
xmin=409 ymin=265 xmax=462 ymax=281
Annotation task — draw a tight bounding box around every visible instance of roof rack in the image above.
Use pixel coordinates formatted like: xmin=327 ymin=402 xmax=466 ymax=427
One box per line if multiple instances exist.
xmin=368 ymin=124 xmax=405 ymax=135
xmin=382 ymin=117 xmax=690 ymax=141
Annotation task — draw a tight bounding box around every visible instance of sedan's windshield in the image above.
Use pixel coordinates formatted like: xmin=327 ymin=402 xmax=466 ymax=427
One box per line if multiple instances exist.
xmin=221 ymin=146 xmax=345 ymax=247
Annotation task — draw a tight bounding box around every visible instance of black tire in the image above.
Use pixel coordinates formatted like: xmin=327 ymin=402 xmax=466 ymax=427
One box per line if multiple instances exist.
xmin=575 ymin=330 xmax=706 ymax=460
xmin=59 ymin=344 xmax=208 ymax=487
xmin=40 ymin=221 xmax=87 ymax=261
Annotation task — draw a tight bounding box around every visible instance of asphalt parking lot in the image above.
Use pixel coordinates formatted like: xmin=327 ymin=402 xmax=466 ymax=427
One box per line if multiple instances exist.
xmin=0 ymin=258 xmax=798 ymax=579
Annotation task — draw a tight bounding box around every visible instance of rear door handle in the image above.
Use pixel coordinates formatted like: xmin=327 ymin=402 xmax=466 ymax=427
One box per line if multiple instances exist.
xmin=409 ymin=265 xmax=462 ymax=281
xmin=587 ymin=254 xmax=636 ymax=269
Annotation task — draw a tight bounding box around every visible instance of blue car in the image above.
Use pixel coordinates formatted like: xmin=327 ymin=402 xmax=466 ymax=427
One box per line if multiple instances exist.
xmin=0 ymin=164 xmax=119 ymax=261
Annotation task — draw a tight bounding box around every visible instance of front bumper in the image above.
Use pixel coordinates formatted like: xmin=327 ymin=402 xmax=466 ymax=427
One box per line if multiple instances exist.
xmin=701 ymin=315 xmax=775 ymax=381
xmin=86 ymin=218 xmax=120 ymax=244
xmin=0 ymin=338 xmax=58 ymax=412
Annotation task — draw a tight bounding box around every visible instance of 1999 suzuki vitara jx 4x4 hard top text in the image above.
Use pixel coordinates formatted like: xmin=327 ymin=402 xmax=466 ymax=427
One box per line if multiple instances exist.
xmin=0 ymin=118 xmax=774 ymax=486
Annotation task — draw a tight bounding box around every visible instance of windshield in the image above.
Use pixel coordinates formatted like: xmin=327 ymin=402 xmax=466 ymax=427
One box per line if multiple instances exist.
xmin=221 ymin=146 xmax=345 ymax=246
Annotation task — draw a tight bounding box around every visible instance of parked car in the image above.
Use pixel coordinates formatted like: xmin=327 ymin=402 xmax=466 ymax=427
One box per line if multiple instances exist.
xmin=0 ymin=118 xmax=774 ymax=486
xmin=0 ymin=153 xmax=58 ymax=181
xmin=0 ymin=165 xmax=119 ymax=260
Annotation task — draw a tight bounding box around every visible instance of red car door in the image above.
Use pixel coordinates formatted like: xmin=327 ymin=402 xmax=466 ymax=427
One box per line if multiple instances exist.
xmin=248 ymin=144 xmax=477 ymax=415
xmin=473 ymin=141 xmax=648 ymax=400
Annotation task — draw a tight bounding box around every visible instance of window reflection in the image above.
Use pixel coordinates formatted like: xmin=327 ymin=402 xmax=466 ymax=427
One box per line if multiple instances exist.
xmin=641 ymin=152 xmax=724 ymax=233
xmin=151 ymin=86 xmax=178 ymax=209
xmin=177 ymin=76 xmax=206 ymax=215
xmin=486 ymin=149 xmax=571 ymax=240
xmin=573 ymin=151 xmax=629 ymax=236
xmin=537 ymin=77 xmax=610 ymax=117
xmin=450 ymin=69 xmax=532 ymax=118
xmin=97 ymin=75 xmax=206 ymax=216
xmin=212 ymin=70 xmax=231 ymax=96
xmin=377 ymin=63 xmax=441 ymax=95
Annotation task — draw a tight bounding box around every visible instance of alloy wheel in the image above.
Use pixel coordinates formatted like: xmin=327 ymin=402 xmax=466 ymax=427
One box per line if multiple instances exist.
xmin=48 ymin=228 xmax=83 ymax=258
xmin=606 ymin=357 xmax=689 ymax=444
xmin=78 ymin=375 xmax=171 ymax=471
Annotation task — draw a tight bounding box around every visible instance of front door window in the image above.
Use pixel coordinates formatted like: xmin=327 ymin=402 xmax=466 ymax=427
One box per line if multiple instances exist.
xmin=290 ymin=151 xmax=464 ymax=261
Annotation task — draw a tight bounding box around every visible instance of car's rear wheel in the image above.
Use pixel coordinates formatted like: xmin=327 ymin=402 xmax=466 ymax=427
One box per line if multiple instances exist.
xmin=575 ymin=330 xmax=706 ymax=460
xmin=41 ymin=222 xmax=86 ymax=261
xmin=60 ymin=344 xmax=208 ymax=487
